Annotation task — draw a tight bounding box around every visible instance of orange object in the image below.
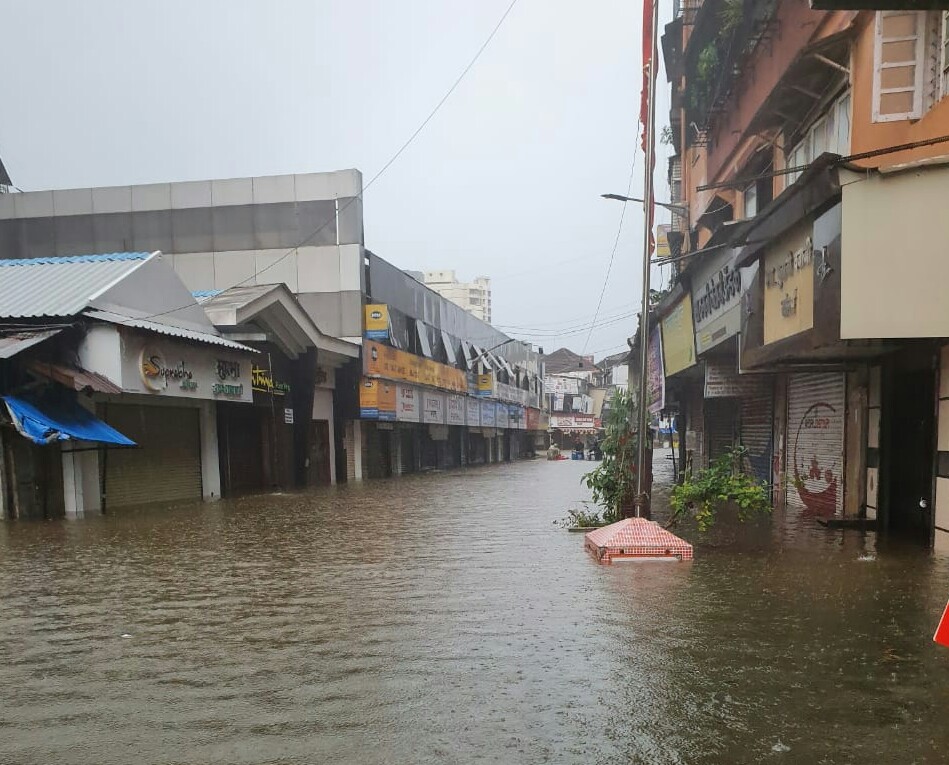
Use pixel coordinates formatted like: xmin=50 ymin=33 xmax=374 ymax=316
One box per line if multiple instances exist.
xmin=585 ymin=518 xmax=693 ymax=564
xmin=934 ymin=600 xmax=949 ymax=648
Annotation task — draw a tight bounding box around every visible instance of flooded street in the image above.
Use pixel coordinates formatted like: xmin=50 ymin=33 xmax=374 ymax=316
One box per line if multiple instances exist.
xmin=3 ymin=452 xmax=949 ymax=764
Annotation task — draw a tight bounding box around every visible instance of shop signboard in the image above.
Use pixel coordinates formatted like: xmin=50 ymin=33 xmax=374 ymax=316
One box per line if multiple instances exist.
xmin=446 ymin=395 xmax=465 ymax=426
xmin=364 ymin=304 xmax=389 ymax=341
xmin=252 ymin=365 xmax=292 ymax=396
xmin=466 ymin=397 xmax=481 ymax=427
xmin=496 ymin=402 xmax=511 ymax=429
xmin=481 ymin=400 xmax=497 ymax=427
xmin=704 ymin=361 xmax=764 ymax=398
xmin=526 ymin=408 xmax=540 ymax=431
xmin=544 ymin=375 xmax=581 ymax=395
xmin=476 ymin=373 xmax=495 ymax=398
xmin=126 ymin=339 xmax=253 ymax=403
xmin=513 ymin=405 xmax=527 ymax=430
xmin=550 ymin=413 xmax=596 ymax=430
xmin=395 ymin=384 xmax=420 ymax=422
xmin=359 ymin=377 xmax=396 ymax=420
xmin=647 ymin=326 xmax=665 ymax=414
xmin=422 ymin=391 xmax=446 ymax=424
xmin=691 ymin=248 xmax=756 ymax=354
xmin=660 ymin=296 xmax=697 ymax=377
xmin=363 ymin=340 xmax=466 ymax=393
xmin=764 ymin=222 xmax=814 ymax=345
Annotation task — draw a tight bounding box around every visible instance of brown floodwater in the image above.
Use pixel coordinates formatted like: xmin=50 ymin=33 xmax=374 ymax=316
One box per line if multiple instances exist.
xmin=2 ymin=450 xmax=949 ymax=764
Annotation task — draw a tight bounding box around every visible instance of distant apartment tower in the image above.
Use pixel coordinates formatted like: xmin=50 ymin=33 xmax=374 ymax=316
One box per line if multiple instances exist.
xmin=423 ymin=270 xmax=492 ymax=323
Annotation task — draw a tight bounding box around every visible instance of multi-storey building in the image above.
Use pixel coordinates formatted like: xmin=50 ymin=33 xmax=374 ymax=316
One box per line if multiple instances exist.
xmin=423 ymin=270 xmax=492 ymax=324
xmin=659 ymin=2 xmax=949 ymax=548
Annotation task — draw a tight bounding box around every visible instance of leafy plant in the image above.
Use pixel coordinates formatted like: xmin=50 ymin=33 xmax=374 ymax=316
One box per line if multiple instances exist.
xmin=556 ymin=505 xmax=610 ymax=529
xmin=719 ymin=0 xmax=744 ymax=36
xmin=659 ymin=125 xmax=675 ymax=146
xmin=583 ymin=388 xmax=640 ymax=520
xmin=669 ymin=446 xmax=770 ymax=531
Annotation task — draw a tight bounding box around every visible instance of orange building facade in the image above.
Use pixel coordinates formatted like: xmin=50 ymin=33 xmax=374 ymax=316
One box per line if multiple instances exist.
xmin=660 ymin=1 xmax=949 ymax=548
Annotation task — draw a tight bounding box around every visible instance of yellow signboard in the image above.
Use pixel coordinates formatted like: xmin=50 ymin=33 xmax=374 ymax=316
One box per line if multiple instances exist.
xmin=660 ymin=296 xmax=696 ymax=376
xmin=764 ymin=226 xmax=814 ymax=345
xmin=359 ymin=377 xmax=396 ymax=420
xmin=364 ymin=304 xmax=389 ymax=341
xmin=656 ymin=224 xmax=671 ymax=259
xmin=476 ymin=373 xmax=494 ymax=398
xmin=363 ymin=340 xmax=466 ymax=393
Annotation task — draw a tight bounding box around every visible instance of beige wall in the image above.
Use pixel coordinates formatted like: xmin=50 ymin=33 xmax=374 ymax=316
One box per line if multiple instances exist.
xmin=841 ymin=163 xmax=949 ymax=339
xmin=763 ymin=221 xmax=814 ymax=345
xmin=937 ymin=345 xmax=949 ymax=547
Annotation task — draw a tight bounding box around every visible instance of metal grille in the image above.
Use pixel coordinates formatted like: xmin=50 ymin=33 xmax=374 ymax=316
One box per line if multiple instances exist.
xmin=786 ymin=373 xmax=845 ymax=517
xmin=740 ymin=382 xmax=774 ymax=483
xmin=102 ymin=404 xmax=202 ymax=508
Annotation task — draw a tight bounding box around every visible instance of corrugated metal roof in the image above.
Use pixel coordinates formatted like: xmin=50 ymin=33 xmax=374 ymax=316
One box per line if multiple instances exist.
xmin=0 ymin=253 xmax=152 ymax=318
xmin=83 ymin=309 xmax=256 ymax=353
xmin=0 ymin=329 xmax=63 ymax=359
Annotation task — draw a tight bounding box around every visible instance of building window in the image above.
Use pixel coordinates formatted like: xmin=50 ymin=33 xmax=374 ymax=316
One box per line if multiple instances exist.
xmin=742 ymin=183 xmax=757 ymax=219
xmin=873 ymin=11 xmax=926 ymax=122
xmin=786 ymin=92 xmax=851 ymax=185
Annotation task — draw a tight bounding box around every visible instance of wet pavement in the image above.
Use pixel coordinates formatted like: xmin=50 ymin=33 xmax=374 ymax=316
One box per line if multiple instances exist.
xmin=2 ymin=449 xmax=949 ymax=764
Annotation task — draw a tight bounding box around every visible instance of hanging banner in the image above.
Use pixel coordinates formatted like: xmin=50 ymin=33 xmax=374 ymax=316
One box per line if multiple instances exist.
xmin=364 ymin=304 xmax=390 ymax=341
xmin=359 ymin=377 xmax=397 ymax=420
xmin=476 ymin=373 xmax=495 ymax=398
xmin=364 ymin=340 xmax=466 ymax=393
xmin=647 ymin=325 xmax=665 ymax=414
xmin=446 ymin=395 xmax=465 ymax=426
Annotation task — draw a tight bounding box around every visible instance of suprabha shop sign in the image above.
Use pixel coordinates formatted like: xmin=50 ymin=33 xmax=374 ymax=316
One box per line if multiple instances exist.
xmin=764 ymin=225 xmax=814 ymax=345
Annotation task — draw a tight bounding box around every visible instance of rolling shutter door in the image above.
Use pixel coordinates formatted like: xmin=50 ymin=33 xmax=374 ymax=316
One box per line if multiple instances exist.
xmin=740 ymin=382 xmax=773 ymax=483
xmin=103 ymin=404 xmax=202 ymax=508
xmin=786 ymin=372 xmax=845 ymax=517
xmin=706 ymin=399 xmax=737 ymax=462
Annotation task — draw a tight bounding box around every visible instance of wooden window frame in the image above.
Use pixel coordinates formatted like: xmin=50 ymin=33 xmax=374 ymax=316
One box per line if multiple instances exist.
xmin=873 ymin=11 xmax=926 ymax=123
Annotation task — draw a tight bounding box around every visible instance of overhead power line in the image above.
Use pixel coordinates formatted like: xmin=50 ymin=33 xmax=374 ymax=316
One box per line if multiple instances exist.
xmin=134 ymin=0 xmax=521 ymax=322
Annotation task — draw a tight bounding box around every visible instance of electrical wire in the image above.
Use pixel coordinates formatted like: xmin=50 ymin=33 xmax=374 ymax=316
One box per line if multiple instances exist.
xmin=132 ymin=0 xmax=520 ymax=323
xmin=579 ymin=146 xmax=638 ymax=356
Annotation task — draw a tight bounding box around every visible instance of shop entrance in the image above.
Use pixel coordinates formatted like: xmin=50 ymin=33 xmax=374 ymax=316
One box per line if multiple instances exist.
xmin=887 ymin=366 xmax=935 ymax=543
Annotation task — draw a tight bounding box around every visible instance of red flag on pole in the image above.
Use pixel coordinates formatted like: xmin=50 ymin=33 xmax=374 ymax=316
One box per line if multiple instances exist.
xmin=639 ymin=0 xmax=657 ymax=257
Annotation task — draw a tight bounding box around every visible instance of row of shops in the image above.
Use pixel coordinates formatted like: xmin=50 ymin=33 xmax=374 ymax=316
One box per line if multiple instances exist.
xmin=0 ymin=253 xmax=358 ymax=518
xmin=353 ymin=317 xmax=548 ymax=478
xmin=652 ymin=158 xmax=949 ymax=547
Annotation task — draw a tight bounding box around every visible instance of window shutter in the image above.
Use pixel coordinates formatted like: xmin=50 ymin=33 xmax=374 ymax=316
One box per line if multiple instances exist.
xmin=873 ymin=11 xmax=926 ymax=122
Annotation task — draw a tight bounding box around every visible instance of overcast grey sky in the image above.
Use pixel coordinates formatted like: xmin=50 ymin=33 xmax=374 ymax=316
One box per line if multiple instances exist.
xmin=0 ymin=0 xmax=671 ymax=359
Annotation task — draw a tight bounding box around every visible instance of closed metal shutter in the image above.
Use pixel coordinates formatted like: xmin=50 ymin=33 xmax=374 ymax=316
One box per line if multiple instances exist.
xmin=705 ymin=399 xmax=737 ymax=462
xmin=740 ymin=381 xmax=773 ymax=483
xmin=102 ymin=404 xmax=202 ymax=508
xmin=786 ymin=372 xmax=845 ymax=517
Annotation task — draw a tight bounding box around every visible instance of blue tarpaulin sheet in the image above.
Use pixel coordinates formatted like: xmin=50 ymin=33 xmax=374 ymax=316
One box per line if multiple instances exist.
xmin=3 ymin=394 xmax=136 ymax=446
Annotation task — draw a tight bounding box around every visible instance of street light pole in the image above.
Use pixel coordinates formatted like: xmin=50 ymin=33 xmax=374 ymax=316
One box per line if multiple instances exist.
xmin=633 ymin=0 xmax=660 ymax=519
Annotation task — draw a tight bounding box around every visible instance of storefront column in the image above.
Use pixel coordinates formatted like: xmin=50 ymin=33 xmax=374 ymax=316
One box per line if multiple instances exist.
xmin=199 ymin=400 xmax=221 ymax=501
xmin=352 ymin=419 xmax=364 ymax=481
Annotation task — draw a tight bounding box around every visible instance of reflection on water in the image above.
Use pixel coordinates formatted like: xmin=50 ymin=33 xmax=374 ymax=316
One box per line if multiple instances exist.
xmin=2 ymin=451 xmax=949 ymax=764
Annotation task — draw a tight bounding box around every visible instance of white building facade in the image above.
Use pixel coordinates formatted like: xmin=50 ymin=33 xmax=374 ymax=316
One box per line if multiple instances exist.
xmin=423 ymin=270 xmax=492 ymax=324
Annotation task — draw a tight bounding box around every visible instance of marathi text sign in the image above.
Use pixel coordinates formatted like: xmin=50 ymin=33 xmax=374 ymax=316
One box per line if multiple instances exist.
xmin=447 ymin=395 xmax=465 ymax=426
xmin=704 ymin=361 xmax=767 ymax=398
xmin=422 ymin=391 xmax=446 ymax=424
xmin=364 ymin=340 xmax=466 ymax=393
xmin=466 ymin=397 xmax=481 ymax=427
xmin=396 ymin=384 xmax=420 ymax=422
